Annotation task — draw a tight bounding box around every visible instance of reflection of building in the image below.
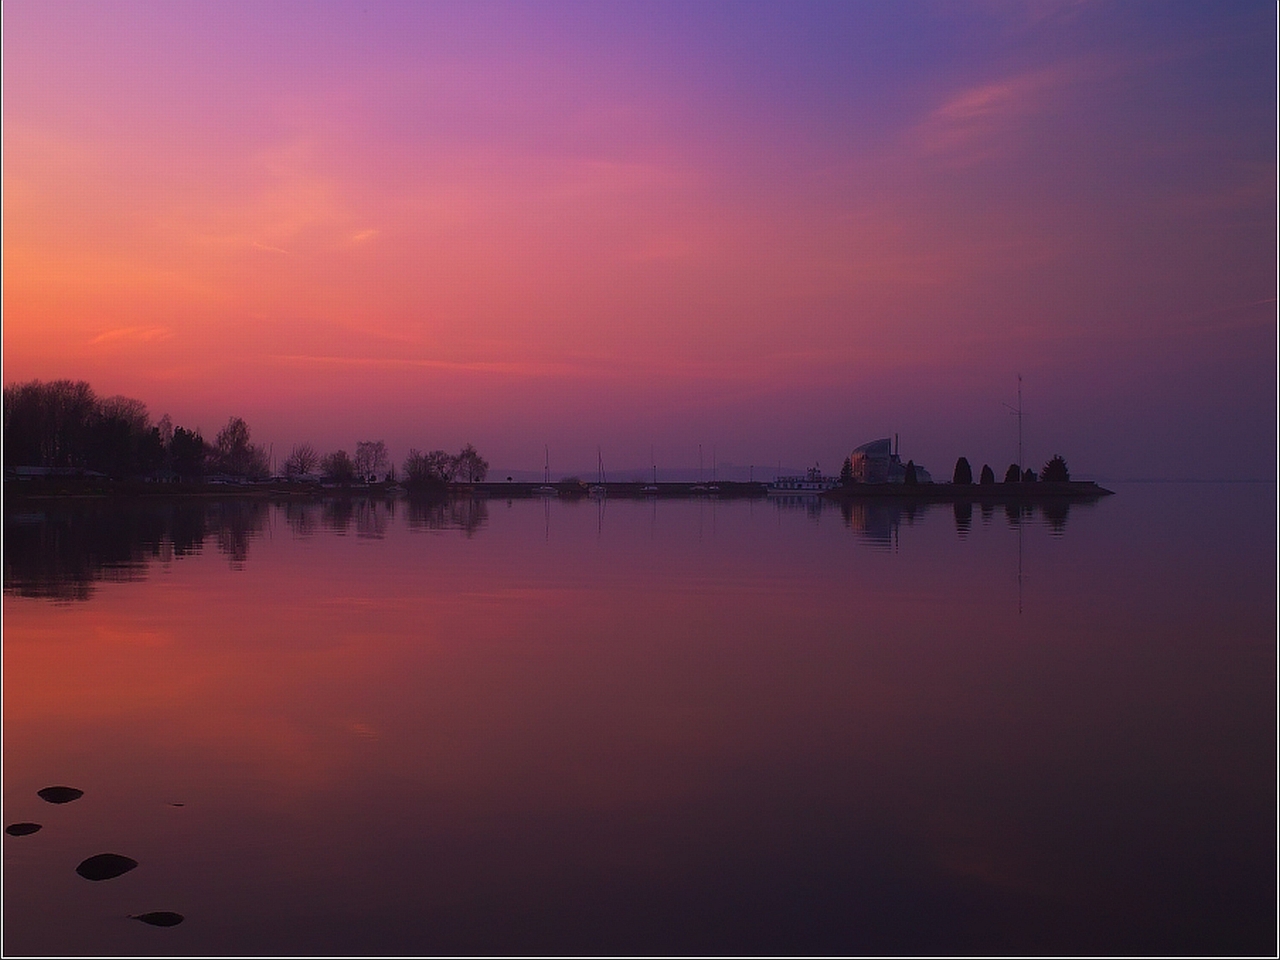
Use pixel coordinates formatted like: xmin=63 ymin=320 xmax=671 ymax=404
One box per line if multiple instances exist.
xmin=847 ymin=437 xmax=933 ymax=483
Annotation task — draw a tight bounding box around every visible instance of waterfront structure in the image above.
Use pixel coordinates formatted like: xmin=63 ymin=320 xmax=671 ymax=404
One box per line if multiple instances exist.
xmin=847 ymin=437 xmax=933 ymax=484
xmin=767 ymin=465 xmax=839 ymax=495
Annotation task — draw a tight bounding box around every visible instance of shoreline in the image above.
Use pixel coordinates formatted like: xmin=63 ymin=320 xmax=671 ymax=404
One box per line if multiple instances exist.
xmin=4 ymin=478 xmax=1114 ymax=503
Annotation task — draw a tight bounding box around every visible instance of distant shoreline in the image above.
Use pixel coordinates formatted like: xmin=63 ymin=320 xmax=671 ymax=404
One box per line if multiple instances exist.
xmin=3 ymin=478 xmax=1113 ymax=502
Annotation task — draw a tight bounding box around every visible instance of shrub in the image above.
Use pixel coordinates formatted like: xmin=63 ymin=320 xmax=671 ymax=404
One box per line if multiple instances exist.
xmin=1040 ymin=455 xmax=1070 ymax=482
xmin=839 ymin=456 xmax=853 ymax=486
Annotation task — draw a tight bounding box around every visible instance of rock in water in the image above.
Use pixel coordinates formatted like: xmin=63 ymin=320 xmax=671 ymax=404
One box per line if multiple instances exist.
xmin=131 ymin=911 xmax=184 ymax=927
xmin=76 ymin=853 xmax=138 ymax=881
xmin=38 ymin=786 xmax=84 ymax=804
xmin=5 ymin=822 xmax=42 ymax=836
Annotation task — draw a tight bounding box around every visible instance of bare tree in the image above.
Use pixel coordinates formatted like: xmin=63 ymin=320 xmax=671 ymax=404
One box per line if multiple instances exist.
xmin=403 ymin=448 xmax=456 ymax=487
xmin=213 ymin=416 xmax=269 ymax=478
xmin=403 ymin=449 xmax=432 ymax=486
xmin=99 ymin=395 xmax=150 ymax=434
xmin=3 ymin=379 xmax=98 ymax=467
xmin=322 ymin=449 xmax=356 ymax=484
xmin=156 ymin=414 xmax=175 ymax=449
xmin=428 ymin=449 xmax=459 ymax=482
xmin=284 ymin=442 xmax=319 ymax=477
xmin=454 ymin=443 xmax=489 ymax=482
xmin=354 ymin=440 xmax=389 ymax=481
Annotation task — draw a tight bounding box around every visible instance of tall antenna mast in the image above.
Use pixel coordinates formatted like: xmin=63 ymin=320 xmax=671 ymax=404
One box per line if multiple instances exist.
xmin=1002 ymin=374 xmax=1024 ymax=469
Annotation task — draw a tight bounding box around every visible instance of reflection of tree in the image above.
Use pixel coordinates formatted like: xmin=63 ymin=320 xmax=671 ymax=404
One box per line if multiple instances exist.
xmin=323 ymin=498 xmax=356 ymax=533
xmin=406 ymin=496 xmax=489 ymax=536
xmin=1004 ymin=502 xmax=1036 ymax=526
xmin=356 ymin=498 xmax=392 ymax=539
xmin=1042 ymin=500 xmax=1070 ymax=536
xmin=285 ymin=501 xmax=320 ymax=538
xmin=953 ymin=500 xmax=972 ymax=537
xmin=208 ymin=501 xmax=269 ymax=568
xmin=3 ymin=502 xmax=224 ymax=601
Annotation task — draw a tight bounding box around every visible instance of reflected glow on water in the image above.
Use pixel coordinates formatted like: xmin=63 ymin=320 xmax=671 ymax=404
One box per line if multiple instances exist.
xmin=3 ymin=485 xmax=1275 ymax=955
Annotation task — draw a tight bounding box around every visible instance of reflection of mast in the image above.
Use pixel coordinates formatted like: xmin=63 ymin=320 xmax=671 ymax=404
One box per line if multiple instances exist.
xmin=1017 ymin=513 xmax=1024 ymax=615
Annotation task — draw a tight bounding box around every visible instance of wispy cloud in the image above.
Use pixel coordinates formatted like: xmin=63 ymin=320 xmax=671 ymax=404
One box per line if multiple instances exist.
xmin=266 ymin=354 xmax=601 ymax=379
xmin=89 ymin=326 xmax=173 ymax=345
xmin=250 ymin=240 xmax=292 ymax=255
xmin=912 ymin=64 xmax=1080 ymax=163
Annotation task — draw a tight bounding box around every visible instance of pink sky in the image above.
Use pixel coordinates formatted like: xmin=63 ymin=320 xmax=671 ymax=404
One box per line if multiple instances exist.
xmin=4 ymin=1 xmax=1275 ymax=479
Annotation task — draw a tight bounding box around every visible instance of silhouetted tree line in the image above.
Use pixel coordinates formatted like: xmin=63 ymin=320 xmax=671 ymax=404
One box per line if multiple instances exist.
xmin=3 ymin=379 xmax=271 ymax=480
xmin=402 ymin=443 xmax=488 ymax=489
xmin=947 ymin=454 xmax=1070 ymax=485
xmin=5 ymin=380 xmax=489 ymax=488
xmin=4 ymin=380 xmax=166 ymax=478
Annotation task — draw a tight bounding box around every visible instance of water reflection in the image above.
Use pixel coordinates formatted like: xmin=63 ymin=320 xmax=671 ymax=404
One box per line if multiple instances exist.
xmin=4 ymin=495 xmax=1095 ymax=601
xmin=209 ymin=500 xmax=270 ymax=569
xmin=3 ymin=495 xmax=485 ymax=600
xmin=405 ymin=495 xmax=488 ymax=535
xmin=2 ymin=485 xmax=1275 ymax=955
xmin=4 ymin=502 xmax=215 ymax=601
xmin=830 ymin=496 xmax=1085 ymax=545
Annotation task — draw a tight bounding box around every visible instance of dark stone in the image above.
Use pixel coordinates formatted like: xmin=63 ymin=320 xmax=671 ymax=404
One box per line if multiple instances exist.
xmin=131 ymin=911 xmax=184 ymax=927
xmin=38 ymin=786 xmax=84 ymax=804
xmin=5 ymin=822 xmax=42 ymax=836
xmin=76 ymin=853 xmax=138 ymax=881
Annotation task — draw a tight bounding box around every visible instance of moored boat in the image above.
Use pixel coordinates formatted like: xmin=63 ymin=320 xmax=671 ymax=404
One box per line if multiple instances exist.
xmin=767 ymin=466 xmax=838 ymax=495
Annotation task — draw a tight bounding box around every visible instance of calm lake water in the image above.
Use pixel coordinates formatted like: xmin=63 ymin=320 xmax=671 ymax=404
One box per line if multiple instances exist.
xmin=4 ymin=484 xmax=1275 ymax=955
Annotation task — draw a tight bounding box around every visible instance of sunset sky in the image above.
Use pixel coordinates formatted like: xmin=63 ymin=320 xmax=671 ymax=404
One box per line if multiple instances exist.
xmin=4 ymin=1 xmax=1275 ymax=480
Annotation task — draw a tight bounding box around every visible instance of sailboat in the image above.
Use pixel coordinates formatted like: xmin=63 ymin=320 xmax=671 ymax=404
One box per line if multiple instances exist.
xmin=589 ymin=448 xmax=607 ymax=498
xmin=643 ymin=446 xmax=659 ymax=494
xmin=691 ymin=444 xmax=709 ymax=492
xmin=708 ymin=444 xmax=720 ymax=493
xmin=536 ymin=446 xmax=557 ymax=495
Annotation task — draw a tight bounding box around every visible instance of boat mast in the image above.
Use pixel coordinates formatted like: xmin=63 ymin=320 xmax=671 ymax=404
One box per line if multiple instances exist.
xmin=1003 ymin=374 xmax=1024 ymax=470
